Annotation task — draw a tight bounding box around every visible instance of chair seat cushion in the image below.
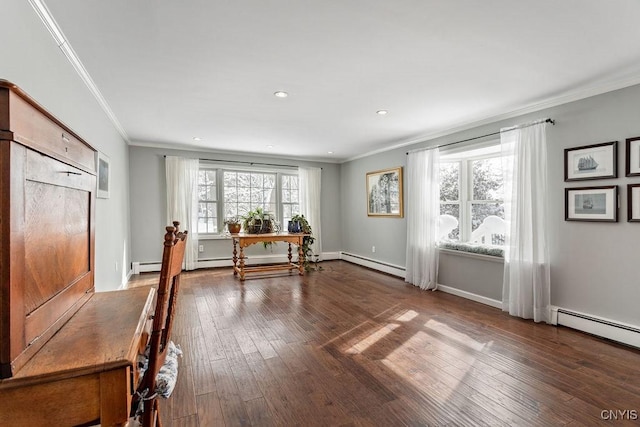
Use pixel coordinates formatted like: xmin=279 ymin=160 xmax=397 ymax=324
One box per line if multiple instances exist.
xmin=138 ymin=340 xmax=182 ymax=398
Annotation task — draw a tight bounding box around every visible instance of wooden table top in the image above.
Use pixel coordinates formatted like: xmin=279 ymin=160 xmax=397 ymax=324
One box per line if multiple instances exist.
xmin=0 ymin=287 xmax=155 ymax=388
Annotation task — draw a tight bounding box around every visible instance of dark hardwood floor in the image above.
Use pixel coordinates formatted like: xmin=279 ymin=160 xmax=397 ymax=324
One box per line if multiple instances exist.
xmin=128 ymin=261 xmax=640 ymax=426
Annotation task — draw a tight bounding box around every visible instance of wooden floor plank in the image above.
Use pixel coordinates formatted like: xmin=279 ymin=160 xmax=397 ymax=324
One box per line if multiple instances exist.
xmin=128 ymin=260 xmax=640 ymax=426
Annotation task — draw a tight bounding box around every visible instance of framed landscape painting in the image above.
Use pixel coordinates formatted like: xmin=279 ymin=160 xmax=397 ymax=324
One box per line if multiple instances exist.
xmin=366 ymin=167 xmax=403 ymax=217
xmin=564 ymin=141 xmax=617 ymax=181
xmin=565 ymin=186 xmax=618 ymax=222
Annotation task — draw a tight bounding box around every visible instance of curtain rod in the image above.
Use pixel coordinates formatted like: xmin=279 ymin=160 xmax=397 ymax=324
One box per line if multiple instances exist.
xmin=406 ymin=118 xmax=555 ymax=154
xmin=163 ymin=156 xmax=301 ymax=169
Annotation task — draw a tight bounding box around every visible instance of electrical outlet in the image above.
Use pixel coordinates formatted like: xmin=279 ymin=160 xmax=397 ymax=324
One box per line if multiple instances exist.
xmin=198 ymin=244 xmax=204 ymax=253
xmin=372 ymin=246 xmax=376 ymax=253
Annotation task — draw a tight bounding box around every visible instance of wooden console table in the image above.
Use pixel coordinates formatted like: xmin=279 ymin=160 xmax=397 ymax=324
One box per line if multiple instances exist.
xmin=0 ymin=287 xmax=155 ymax=426
xmin=232 ymin=232 xmax=308 ymax=281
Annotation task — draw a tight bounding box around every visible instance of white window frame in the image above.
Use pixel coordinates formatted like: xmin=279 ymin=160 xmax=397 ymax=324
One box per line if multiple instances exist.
xmin=197 ymin=166 xmax=219 ymax=234
xmin=440 ymin=142 xmax=504 ymax=245
xmin=197 ymin=163 xmax=299 ymax=237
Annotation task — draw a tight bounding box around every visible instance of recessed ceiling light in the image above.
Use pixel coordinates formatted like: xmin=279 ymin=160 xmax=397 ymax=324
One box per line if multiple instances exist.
xmin=376 ymin=110 xmax=388 ymax=115
xmin=266 ymin=145 xmax=274 ymax=149
xmin=192 ymin=137 xmax=202 ymax=141
xmin=327 ymin=151 xmax=334 ymax=154
xmin=274 ymin=91 xmax=288 ymax=98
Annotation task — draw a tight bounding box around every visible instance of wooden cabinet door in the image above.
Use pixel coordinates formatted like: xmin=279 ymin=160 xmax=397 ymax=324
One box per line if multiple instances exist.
xmin=0 ymin=143 xmax=95 ymax=377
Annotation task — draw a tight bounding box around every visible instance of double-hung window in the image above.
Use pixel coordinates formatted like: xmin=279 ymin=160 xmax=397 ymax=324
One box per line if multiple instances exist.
xmin=197 ymin=165 xmax=300 ymax=235
xmin=281 ymin=174 xmax=300 ymax=226
xmin=439 ymin=143 xmax=505 ymax=246
xmin=197 ymin=169 xmax=218 ymax=234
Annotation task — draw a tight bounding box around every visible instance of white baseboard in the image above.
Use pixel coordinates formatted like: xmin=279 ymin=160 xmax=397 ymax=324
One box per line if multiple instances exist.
xmin=119 ymin=269 xmax=134 ymax=290
xmin=321 ymin=251 xmax=341 ymax=261
xmin=551 ymin=306 xmax=640 ymax=349
xmin=436 ymin=284 xmax=502 ymax=309
xmin=339 ymin=252 xmax=406 ymax=278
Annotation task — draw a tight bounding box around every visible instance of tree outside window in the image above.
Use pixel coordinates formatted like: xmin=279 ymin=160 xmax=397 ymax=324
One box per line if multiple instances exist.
xmin=197 ymin=169 xmax=217 ymax=233
xmin=439 ymin=146 xmax=504 ymax=245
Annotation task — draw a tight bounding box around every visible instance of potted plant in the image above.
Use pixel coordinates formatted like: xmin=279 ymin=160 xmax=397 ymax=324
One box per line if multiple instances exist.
xmin=241 ymin=207 xmax=275 ymax=234
xmin=289 ymin=214 xmax=318 ymax=271
xmin=224 ymin=216 xmax=241 ymax=234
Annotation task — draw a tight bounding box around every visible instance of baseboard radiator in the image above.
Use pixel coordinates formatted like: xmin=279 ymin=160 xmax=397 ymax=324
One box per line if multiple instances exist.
xmin=339 ymin=252 xmax=406 ymax=278
xmin=131 ymin=251 xmax=341 ymax=274
xmin=554 ymin=307 xmax=640 ymax=349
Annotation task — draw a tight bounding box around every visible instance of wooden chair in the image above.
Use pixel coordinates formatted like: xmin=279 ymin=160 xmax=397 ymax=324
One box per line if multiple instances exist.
xmin=134 ymin=221 xmax=188 ymax=427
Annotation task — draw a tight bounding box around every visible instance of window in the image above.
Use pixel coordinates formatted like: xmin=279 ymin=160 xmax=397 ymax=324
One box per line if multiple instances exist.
xmin=439 ymin=144 xmax=505 ymax=246
xmin=197 ymin=169 xmax=218 ymax=233
xmin=223 ymin=170 xmax=277 ymax=220
xmin=281 ymin=174 xmax=299 ymax=226
xmin=197 ymin=165 xmax=299 ymax=234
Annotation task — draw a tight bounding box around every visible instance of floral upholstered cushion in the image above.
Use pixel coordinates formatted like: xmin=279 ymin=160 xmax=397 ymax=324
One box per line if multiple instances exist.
xmin=137 ymin=340 xmax=183 ymax=398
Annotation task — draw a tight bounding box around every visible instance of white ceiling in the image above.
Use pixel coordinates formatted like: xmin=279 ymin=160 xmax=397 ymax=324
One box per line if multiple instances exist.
xmin=43 ymin=0 xmax=640 ymax=163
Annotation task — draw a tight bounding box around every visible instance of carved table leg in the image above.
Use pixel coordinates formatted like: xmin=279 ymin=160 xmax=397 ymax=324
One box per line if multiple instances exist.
xmin=288 ymin=243 xmax=293 ymax=273
xmin=298 ymin=242 xmax=304 ymax=276
xmin=239 ymin=246 xmax=246 ymax=281
xmin=232 ymin=239 xmax=238 ymax=275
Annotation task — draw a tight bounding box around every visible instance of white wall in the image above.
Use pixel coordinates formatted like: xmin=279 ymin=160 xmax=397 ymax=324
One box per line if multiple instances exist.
xmin=1 ymin=0 xmax=131 ymax=290
xmin=340 ymin=84 xmax=640 ymax=328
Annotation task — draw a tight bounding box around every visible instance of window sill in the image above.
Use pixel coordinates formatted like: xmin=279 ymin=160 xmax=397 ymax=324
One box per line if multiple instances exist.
xmin=438 ymin=242 xmax=504 ymax=263
xmin=198 ymin=234 xmax=234 ymax=240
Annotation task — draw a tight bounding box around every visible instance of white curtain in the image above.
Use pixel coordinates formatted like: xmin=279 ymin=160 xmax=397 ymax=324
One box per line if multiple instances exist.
xmin=405 ymin=148 xmax=440 ymax=290
xmin=501 ymin=120 xmax=550 ymax=323
xmin=299 ymin=166 xmax=322 ymax=258
xmin=165 ymin=156 xmax=199 ymax=270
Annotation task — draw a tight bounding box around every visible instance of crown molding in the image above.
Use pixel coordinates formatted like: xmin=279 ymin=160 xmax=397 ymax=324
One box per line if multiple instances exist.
xmin=29 ymin=0 xmax=130 ymax=143
xmin=129 ymin=139 xmax=342 ymax=164
xmin=345 ymin=74 xmax=640 ymax=163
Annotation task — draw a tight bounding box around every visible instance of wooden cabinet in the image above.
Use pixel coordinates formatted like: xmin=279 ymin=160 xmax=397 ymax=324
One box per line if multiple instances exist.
xmin=0 ymin=80 xmax=96 ymax=378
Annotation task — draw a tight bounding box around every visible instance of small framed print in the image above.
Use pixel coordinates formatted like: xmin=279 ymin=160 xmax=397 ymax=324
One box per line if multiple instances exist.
xmin=96 ymin=151 xmax=110 ymax=199
xmin=625 ymin=136 xmax=640 ymax=177
xmin=628 ymin=184 xmax=640 ymax=222
xmin=564 ymin=141 xmax=617 ymax=181
xmin=366 ymin=166 xmax=403 ymax=217
xmin=565 ymin=186 xmax=618 ymax=222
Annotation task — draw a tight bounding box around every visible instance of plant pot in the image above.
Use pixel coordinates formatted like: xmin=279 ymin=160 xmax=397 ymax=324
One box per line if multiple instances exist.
xmin=247 ymin=219 xmax=273 ymax=234
xmin=227 ymin=223 xmax=241 ymax=234
xmin=288 ymin=220 xmax=301 ymax=233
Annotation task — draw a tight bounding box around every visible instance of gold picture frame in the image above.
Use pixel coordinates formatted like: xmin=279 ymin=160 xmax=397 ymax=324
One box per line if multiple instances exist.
xmin=366 ymin=166 xmax=403 ymax=217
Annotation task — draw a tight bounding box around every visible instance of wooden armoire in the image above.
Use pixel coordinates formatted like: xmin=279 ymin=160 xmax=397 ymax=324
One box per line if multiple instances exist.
xmin=0 ymin=80 xmax=96 ymax=378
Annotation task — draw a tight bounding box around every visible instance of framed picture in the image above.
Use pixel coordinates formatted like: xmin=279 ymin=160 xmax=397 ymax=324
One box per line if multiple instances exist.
xmin=625 ymin=136 xmax=640 ymax=177
xmin=628 ymin=184 xmax=640 ymax=222
xmin=565 ymin=186 xmax=618 ymax=222
xmin=564 ymin=141 xmax=617 ymax=181
xmin=366 ymin=166 xmax=403 ymax=217
xmin=96 ymin=151 xmax=110 ymax=199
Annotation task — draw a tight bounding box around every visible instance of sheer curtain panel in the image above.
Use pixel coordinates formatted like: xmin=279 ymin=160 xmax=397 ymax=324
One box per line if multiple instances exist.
xmin=501 ymin=120 xmax=550 ymax=323
xmin=166 ymin=156 xmax=199 ymax=270
xmin=299 ymin=166 xmax=322 ymax=258
xmin=405 ymin=148 xmax=440 ymax=290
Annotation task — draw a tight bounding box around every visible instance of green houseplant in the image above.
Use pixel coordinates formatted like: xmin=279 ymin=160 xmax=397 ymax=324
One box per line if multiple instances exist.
xmin=241 ymin=207 xmax=274 ymax=234
xmin=241 ymin=207 xmax=276 ymax=249
xmin=289 ymin=214 xmax=318 ymax=271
